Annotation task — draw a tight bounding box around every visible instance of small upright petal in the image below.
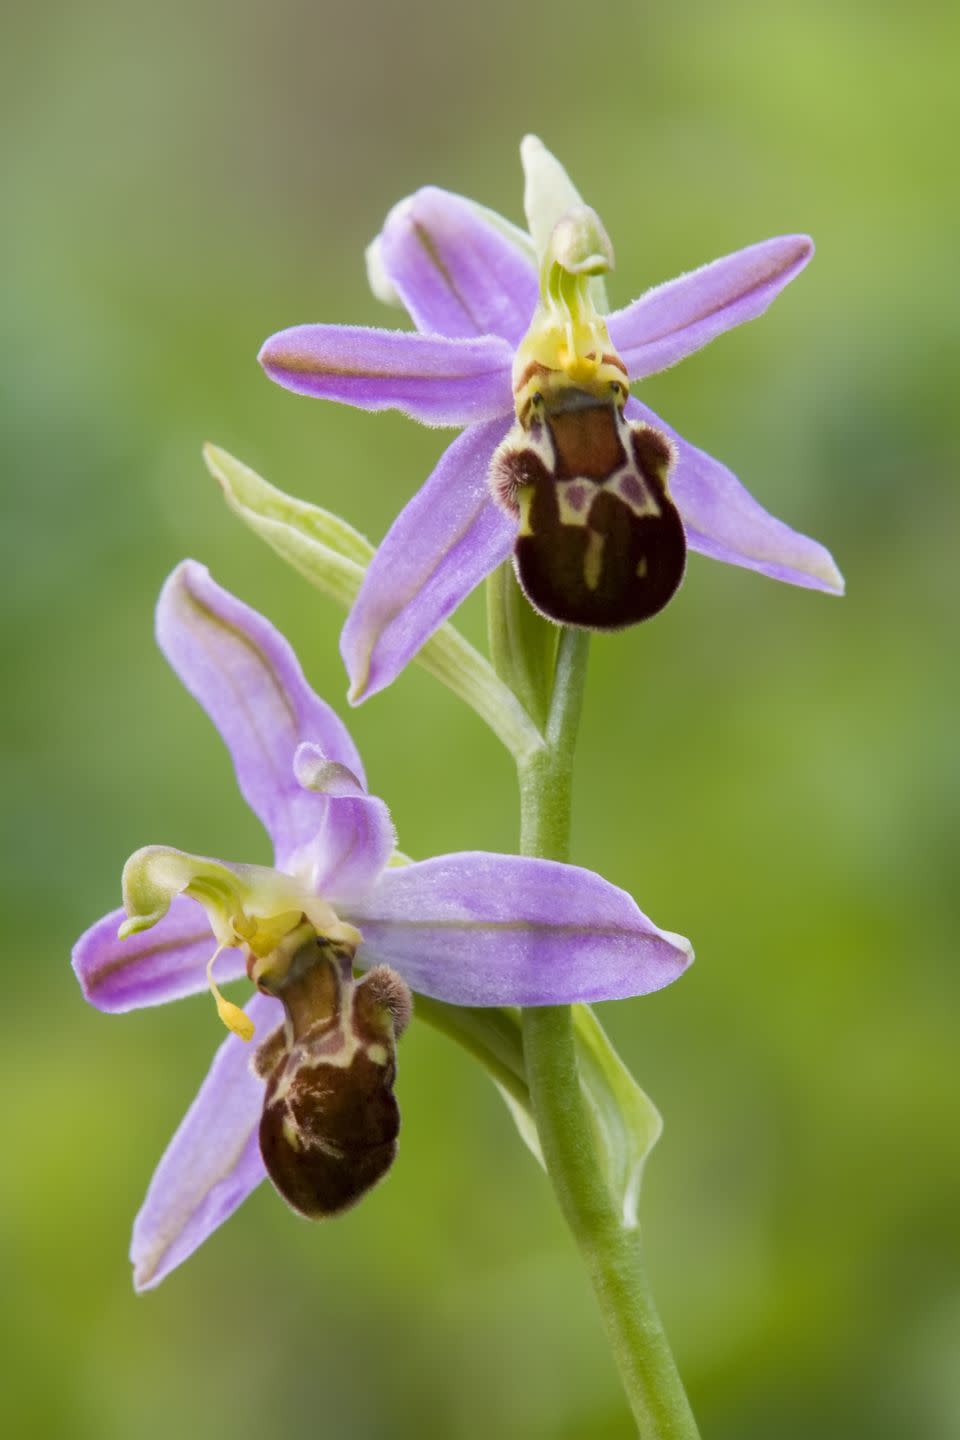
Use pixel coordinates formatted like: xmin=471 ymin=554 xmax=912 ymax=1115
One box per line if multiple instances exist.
xmin=131 ymin=989 xmax=280 ymax=1290
xmin=291 ymin=742 xmax=396 ymax=903
xmin=157 ymin=562 xmax=366 ymax=868
xmin=259 ymin=325 xmax=514 ymax=426
xmin=204 ymin=441 xmax=374 ymax=579
xmin=345 ymin=853 xmax=693 ymax=1006
xmin=608 ymin=236 xmax=814 ymax=379
xmin=375 ymin=187 xmax=539 ymax=346
xmin=627 ymin=398 xmax=844 ymax=594
xmin=73 ymin=896 xmax=244 ymax=1012
xmin=341 ymin=419 xmax=515 ymax=703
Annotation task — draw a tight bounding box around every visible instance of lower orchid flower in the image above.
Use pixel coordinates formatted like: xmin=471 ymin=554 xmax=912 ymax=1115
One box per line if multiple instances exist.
xmin=259 ymin=135 xmax=843 ymax=703
xmin=72 ymin=561 xmax=692 ymax=1290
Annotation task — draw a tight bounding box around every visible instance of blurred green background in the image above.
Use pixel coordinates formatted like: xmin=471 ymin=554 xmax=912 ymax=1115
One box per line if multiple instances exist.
xmin=2 ymin=1 xmax=957 ymax=1435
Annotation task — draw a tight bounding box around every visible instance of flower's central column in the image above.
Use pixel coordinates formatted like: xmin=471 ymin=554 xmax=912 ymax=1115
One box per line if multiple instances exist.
xmin=488 ymin=203 xmax=686 ymax=633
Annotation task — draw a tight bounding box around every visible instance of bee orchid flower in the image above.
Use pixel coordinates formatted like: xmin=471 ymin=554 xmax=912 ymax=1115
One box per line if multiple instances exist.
xmin=260 ymin=136 xmax=843 ymax=702
xmin=72 ymin=561 xmax=692 ymax=1289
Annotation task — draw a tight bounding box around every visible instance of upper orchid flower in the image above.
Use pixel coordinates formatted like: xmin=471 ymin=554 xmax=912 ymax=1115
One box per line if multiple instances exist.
xmin=260 ymin=136 xmax=843 ymax=703
xmin=72 ymin=561 xmax=691 ymax=1289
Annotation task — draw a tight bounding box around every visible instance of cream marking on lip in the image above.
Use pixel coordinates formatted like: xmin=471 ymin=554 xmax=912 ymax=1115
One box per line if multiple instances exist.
xmin=609 ymin=467 xmax=660 ymax=519
xmin=556 ymin=480 xmax=597 ymax=526
xmin=584 ymin=530 xmax=605 ymax=592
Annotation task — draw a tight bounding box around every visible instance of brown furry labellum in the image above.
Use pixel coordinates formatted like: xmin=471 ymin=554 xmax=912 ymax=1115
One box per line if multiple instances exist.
xmin=489 ymin=392 xmax=686 ymax=629
xmin=254 ymin=936 xmax=411 ymax=1219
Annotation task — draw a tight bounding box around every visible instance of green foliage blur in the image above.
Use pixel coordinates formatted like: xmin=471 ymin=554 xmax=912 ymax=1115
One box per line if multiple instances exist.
xmin=2 ymin=2 xmax=957 ymax=1435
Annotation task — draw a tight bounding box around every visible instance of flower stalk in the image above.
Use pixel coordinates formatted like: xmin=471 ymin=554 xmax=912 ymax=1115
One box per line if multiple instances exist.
xmin=69 ymin=133 xmax=844 ymax=1436
xmin=492 ymin=577 xmax=700 ymax=1438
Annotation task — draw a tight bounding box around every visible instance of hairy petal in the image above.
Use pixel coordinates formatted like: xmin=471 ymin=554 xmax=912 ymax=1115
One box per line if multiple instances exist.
xmin=609 ymin=236 xmax=814 ymax=379
xmin=344 ymin=853 xmax=693 ymax=1006
xmin=290 ymin=743 xmax=396 ymax=903
xmin=130 ymin=990 xmax=279 ymax=1291
xmin=72 ymin=896 xmax=243 ymax=1012
xmin=374 ymin=187 xmax=539 ymax=345
xmin=628 ymin=399 xmax=844 ymax=594
xmin=157 ymin=561 xmax=368 ymax=868
xmin=341 ymin=419 xmax=514 ymax=703
xmin=259 ymin=325 xmax=513 ymax=426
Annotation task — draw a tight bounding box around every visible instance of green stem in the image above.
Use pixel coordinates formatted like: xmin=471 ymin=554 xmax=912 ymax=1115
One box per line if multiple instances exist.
xmin=517 ymin=629 xmax=700 ymax=1440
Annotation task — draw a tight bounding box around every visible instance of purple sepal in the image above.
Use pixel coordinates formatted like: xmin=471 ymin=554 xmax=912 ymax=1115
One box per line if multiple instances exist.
xmin=627 ymin=399 xmax=844 ymax=594
xmin=609 ymin=235 xmax=814 ymax=380
xmin=157 ymin=561 xmax=367 ymax=869
xmin=345 ymin=853 xmax=693 ymax=1006
xmin=376 ymin=187 xmax=539 ymax=345
xmin=130 ymin=989 xmax=280 ymax=1291
xmin=72 ymin=896 xmax=244 ymax=1012
xmin=340 ymin=418 xmax=514 ymax=702
xmin=258 ymin=325 xmax=513 ymax=426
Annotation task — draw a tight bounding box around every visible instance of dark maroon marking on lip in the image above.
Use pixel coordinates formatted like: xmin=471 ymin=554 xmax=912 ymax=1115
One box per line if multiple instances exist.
xmin=489 ymin=441 xmax=552 ymax=518
xmin=256 ymin=938 xmax=409 ymax=1220
xmin=564 ymin=483 xmax=588 ymax=512
xmin=548 ymin=405 xmax=626 ymax=481
xmin=632 ymin=424 xmax=675 ymax=475
xmin=259 ymin=1044 xmax=401 ymax=1220
xmin=493 ymin=401 xmax=686 ymax=629
xmin=514 ymin=482 xmax=686 ymax=629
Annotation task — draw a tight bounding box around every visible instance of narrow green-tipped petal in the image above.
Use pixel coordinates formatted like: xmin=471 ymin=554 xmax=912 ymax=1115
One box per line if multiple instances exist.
xmin=204 ymin=443 xmax=373 ymax=610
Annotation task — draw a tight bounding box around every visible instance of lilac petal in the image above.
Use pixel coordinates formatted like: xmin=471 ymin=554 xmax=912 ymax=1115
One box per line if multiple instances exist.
xmin=344 ymin=853 xmax=693 ymax=1006
xmin=131 ymin=989 xmax=280 ymax=1291
xmin=157 ymin=562 xmax=368 ymax=869
xmin=72 ymin=895 xmax=244 ymax=1012
xmin=609 ymin=236 xmax=814 ymax=380
xmin=341 ymin=419 xmax=515 ymax=702
xmin=375 ymin=187 xmax=539 ymax=345
xmin=258 ymin=325 xmax=513 ymax=425
xmin=627 ymin=398 xmax=844 ymax=593
xmin=290 ymin=743 xmax=395 ymax=904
